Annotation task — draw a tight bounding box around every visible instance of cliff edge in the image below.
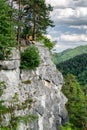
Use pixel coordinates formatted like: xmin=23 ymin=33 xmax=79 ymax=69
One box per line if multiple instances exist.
xmin=0 ymin=43 xmax=68 ymax=130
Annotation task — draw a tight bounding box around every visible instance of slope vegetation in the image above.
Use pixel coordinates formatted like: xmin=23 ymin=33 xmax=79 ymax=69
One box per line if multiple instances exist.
xmin=53 ymin=45 xmax=87 ymax=64
xmin=56 ymin=53 xmax=87 ymax=87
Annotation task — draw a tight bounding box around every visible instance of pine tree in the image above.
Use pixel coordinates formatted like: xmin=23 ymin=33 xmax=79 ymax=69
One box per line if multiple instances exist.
xmin=63 ymin=74 xmax=87 ymax=130
xmin=22 ymin=0 xmax=54 ymax=40
xmin=12 ymin=0 xmax=54 ymax=42
xmin=0 ymin=0 xmax=16 ymax=59
xmin=0 ymin=0 xmax=16 ymax=48
xmin=12 ymin=0 xmax=23 ymax=44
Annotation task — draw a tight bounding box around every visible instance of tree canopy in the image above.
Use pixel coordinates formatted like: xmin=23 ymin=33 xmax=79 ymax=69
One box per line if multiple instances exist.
xmin=62 ymin=74 xmax=87 ymax=130
xmin=56 ymin=53 xmax=87 ymax=95
xmin=13 ymin=0 xmax=54 ymax=41
xmin=0 ymin=0 xmax=16 ymax=48
xmin=0 ymin=0 xmax=17 ymax=60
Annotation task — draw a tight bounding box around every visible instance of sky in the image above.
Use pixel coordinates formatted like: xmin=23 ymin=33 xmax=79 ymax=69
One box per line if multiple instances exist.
xmin=46 ymin=0 xmax=87 ymax=52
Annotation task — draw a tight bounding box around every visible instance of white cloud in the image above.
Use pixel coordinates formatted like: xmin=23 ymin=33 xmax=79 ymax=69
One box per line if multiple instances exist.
xmin=52 ymin=8 xmax=74 ymax=19
xmin=74 ymin=0 xmax=87 ymax=7
xmin=51 ymin=7 xmax=87 ymax=22
xmin=46 ymin=0 xmax=71 ymax=7
xmin=46 ymin=0 xmax=87 ymax=52
xmin=47 ymin=33 xmax=87 ymax=43
xmin=46 ymin=0 xmax=87 ymax=26
xmin=70 ymin=25 xmax=87 ymax=29
xmin=46 ymin=0 xmax=87 ymax=8
xmin=52 ymin=41 xmax=87 ymax=53
xmin=77 ymin=7 xmax=87 ymax=17
xmin=52 ymin=44 xmax=74 ymax=53
xmin=60 ymin=34 xmax=87 ymax=42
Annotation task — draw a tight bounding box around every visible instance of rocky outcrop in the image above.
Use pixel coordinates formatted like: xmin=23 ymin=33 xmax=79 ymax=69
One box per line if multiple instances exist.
xmin=0 ymin=43 xmax=68 ymax=130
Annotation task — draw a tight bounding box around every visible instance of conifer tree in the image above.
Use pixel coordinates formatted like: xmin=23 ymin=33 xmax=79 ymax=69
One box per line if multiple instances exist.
xmin=0 ymin=0 xmax=16 ymax=59
xmin=12 ymin=0 xmax=54 ymax=41
xmin=0 ymin=0 xmax=16 ymax=48
xmin=12 ymin=0 xmax=23 ymax=44
xmin=63 ymin=74 xmax=87 ymax=130
xmin=22 ymin=0 xmax=54 ymax=40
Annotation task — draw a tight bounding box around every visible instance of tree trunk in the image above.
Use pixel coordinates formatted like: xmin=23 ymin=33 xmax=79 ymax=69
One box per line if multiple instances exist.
xmin=17 ymin=0 xmax=21 ymax=45
xmin=33 ymin=13 xmax=37 ymax=41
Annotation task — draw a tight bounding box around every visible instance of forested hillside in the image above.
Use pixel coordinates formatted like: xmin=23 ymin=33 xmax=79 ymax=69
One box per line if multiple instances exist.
xmin=56 ymin=53 xmax=87 ymax=86
xmin=61 ymin=74 xmax=87 ymax=130
xmin=56 ymin=53 xmax=87 ymax=130
xmin=53 ymin=45 xmax=87 ymax=64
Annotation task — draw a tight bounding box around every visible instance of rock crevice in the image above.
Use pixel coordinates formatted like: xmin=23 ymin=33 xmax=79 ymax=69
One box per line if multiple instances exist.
xmin=0 ymin=44 xmax=68 ymax=130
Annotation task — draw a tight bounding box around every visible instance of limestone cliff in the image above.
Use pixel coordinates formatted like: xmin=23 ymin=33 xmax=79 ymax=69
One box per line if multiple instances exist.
xmin=0 ymin=43 xmax=68 ymax=130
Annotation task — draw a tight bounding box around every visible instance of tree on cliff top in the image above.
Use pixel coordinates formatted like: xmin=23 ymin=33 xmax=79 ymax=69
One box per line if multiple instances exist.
xmin=0 ymin=0 xmax=16 ymax=48
xmin=23 ymin=0 xmax=54 ymax=40
xmin=13 ymin=0 xmax=54 ymax=41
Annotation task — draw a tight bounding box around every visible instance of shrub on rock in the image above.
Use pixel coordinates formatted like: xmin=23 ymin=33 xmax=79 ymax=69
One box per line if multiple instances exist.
xmin=21 ymin=45 xmax=40 ymax=70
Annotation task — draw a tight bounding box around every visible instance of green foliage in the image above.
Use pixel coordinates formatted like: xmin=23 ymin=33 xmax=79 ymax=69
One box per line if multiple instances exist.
xmin=0 ymin=47 xmax=12 ymax=60
xmin=0 ymin=127 xmax=10 ymax=130
xmin=0 ymin=81 xmax=9 ymax=121
xmin=55 ymin=50 xmax=87 ymax=129
xmin=0 ymin=0 xmax=16 ymax=60
xmin=0 ymin=82 xmax=10 ymax=123
xmin=0 ymin=113 xmax=37 ymax=130
xmin=0 ymin=83 xmax=37 ymax=129
xmin=0 ymin=0 xmax=16 ymax=46
xmin=7 ymin=113 xmax=37 ymax=130
xmin=22 ymin=80 xmax=31 ymax=84
xmin=38 ymin=35 xmax=54 ymax=50
xmin=42 ymin=35 xmax=54 ymax=50
xmin=56 ymin=53 xmax=87 ymax=88
xmin=0 ymin=47 xmax=4 ymax=60
xmin=53 ymin=45 xmax=87 ymax=64
xmin=60 ymin=123 xmax=78 ymax=130
xmin=0 ymin=81 xmax=5 ymax=96
xmin=17 ymin=114 xmax=38 ymax=124
xmin=62 ymin=74 xmax=87 ymax=130
xmin=21 ymin=45 xmax=40 ymax=70
xmin=21 ymin=0 xmax=54 ymax=40
xmin=78 ymin=67 xmax=87 ymax=86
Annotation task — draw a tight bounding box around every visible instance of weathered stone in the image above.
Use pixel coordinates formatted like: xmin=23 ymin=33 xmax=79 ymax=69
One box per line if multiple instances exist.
xmin=0 ymin=48 xmax=20 ymax=70
xmin=0 ymin=60 xmax=20 ymax=70
xmin=9 ymin=48 xmax=20 ymax=60
xmin=0 ymin=44 xmax=68 ymax=130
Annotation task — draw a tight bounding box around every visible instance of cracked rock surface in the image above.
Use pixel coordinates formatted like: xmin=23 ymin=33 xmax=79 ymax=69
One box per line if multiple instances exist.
xmin=0 ymin=44 xmax=68 ymax=130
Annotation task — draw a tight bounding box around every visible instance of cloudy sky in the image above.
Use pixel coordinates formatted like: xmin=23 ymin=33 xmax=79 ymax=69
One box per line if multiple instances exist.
xmin=46 ymin=0 xmax=87 ymax=52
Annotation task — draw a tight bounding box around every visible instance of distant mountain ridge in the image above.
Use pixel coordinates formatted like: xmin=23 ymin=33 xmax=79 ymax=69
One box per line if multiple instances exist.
xmin=53 ymin=45 xmax=87 ymax=64
xmin=56 ymin=53 xmax=87 ymax=87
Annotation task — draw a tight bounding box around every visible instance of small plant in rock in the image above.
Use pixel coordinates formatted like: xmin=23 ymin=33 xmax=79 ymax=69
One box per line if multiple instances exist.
xmin=0 ymin=85 xmax=37 ymax=130
xmin=0 ymin=47 xmax=13 ymax=60
xmin=60 ymin=123 xmax=79 ymax=130
xmin=0 ymin=81 xmax=6 ymax=97
xmin=43 ymin=36 xmax=54 ymax=50
xmin=0 ymin=82 xmax=9 ymax=124
xmin=20 ymin=45 xmax=40 ymax=70
xmin=38 ymin=35 xmax=54 ymax=50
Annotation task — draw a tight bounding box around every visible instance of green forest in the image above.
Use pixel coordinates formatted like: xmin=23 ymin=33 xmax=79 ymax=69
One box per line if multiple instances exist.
xmin=55 ymin=52 xmax=87 ymax=130
xmin=56 ymin=53 xmax=87 ymax=88
xmin=53 ymin=45 xmax=87 ymax=64
xmin=0 ymin=0 xmax=54 ymax=54
xmin=61 ymin=74 xmax=87 ymax=130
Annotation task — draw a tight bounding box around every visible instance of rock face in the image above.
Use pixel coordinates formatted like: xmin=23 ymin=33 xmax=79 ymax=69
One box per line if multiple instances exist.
xmin=0 ymin=44 xmax=68 ymax=130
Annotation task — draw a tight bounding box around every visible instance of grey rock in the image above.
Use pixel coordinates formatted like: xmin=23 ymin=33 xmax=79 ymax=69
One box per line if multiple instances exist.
xmin=0 ymin=60 xmax=20 ymax=70
xmin=0 ymin=44 xmax=68 ymax=130
xmin=0 ymin=48 xmax=20 ymax=70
